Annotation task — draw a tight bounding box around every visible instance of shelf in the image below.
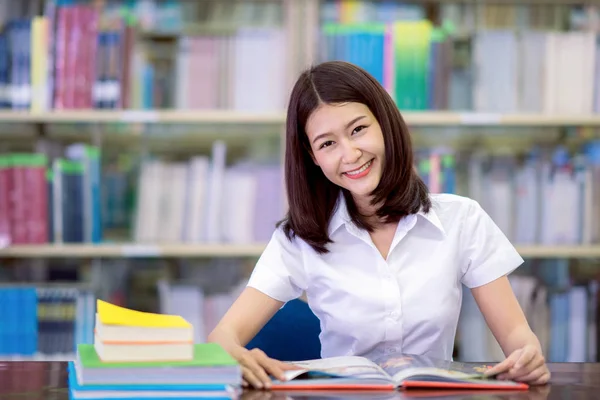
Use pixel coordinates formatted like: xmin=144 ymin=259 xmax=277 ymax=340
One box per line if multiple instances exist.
xmin=516 ymin=246 xmax=600 ymax=259
xmin=0 ymin=110 xmax=598 ymax=127
xmin=2 ymin=243 xmax=600 ymax=259
xmin=0 ymin=243 xmax=267 ymax=258
xmin=402 ymin=112 xmax=600 ymax=127
xmin=0 ymin=110 xmax=287 ymax=125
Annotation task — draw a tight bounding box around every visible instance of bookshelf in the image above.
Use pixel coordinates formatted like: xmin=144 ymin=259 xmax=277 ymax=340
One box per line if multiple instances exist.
xmin=1 ymin=0 xmax=600 ymax=364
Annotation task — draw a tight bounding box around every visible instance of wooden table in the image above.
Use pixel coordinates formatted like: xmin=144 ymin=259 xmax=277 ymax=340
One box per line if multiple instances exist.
xmin=0 ymin=361 xmax=597 ymax=399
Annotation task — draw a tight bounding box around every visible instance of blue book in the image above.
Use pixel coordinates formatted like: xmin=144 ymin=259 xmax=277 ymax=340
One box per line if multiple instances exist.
xmin=66 ymin=144 xmax=103 ymax=243
xmin=67 ymin=362 xmax=236 ymax=400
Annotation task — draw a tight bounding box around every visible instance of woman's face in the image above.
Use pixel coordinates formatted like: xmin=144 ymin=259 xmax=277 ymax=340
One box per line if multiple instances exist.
xmin=305 ymin=102 xmax=385 ymax=202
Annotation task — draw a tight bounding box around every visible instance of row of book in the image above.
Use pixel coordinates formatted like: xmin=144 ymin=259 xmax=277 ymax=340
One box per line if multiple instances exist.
xmin=0 ymin=144 xmax=102 ymax=246
xmin=319 ymin=20 xmax=600 ymax=113
xmin=8 ymin=139 xmax=600 ymax=247
xmin=170 ymin=27 xmax=287 ymax=112
xmin=459 ymin=260 xmax=599 ymax=363
xmin=5 ymin=0 xmax=600 ymax=113
xmin=0 ymin=286 xmax=95 ymax=358
xmin=463 ymin=142 xmax=600 ymax=246
xmin=0 ymin=0 xmax=288 ymax=111
xmin=413 ymin=140 xmax=600 ymax=246
xmin=133 ymin=141 xmax=284 ymax=244
xmin=0 ymin=142 xmax=286 ymax=246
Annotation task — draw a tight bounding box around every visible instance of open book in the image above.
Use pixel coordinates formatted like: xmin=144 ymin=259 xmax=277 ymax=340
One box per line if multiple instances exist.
xmin=271 ymin=353 xmax=529 ymax=391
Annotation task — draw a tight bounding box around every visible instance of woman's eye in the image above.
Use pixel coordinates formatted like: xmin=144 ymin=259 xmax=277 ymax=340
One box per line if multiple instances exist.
xmin=352 ymin=125 xmax=366 ymax=135
xmin=319 ymin=140 xmax=334 ymax=149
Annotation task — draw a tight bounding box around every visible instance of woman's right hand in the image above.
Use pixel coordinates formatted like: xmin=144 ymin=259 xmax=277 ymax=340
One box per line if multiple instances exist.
xmin=235 ymin=348 xmax=300 ymax=389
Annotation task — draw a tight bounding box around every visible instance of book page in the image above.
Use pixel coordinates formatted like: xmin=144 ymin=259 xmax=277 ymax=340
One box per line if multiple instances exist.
xmin=374 ymin=353 xmax=494 ymax=383
xmin=284 ymin=356 xmax=392 ymax=381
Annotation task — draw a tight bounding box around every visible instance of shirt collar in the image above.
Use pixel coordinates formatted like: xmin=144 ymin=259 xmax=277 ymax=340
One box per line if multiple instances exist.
xmin=328 ymin=193 xmax=351 ymax=236
xmin=328 ymin=193 xmax=446 ymax=237
xmin=416 ymin=205 xmax=446 ymax=238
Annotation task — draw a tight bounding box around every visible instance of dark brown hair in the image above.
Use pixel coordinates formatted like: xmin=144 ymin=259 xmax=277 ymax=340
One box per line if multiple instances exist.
xmin=278 ymin=61 xmax=431 ymax=254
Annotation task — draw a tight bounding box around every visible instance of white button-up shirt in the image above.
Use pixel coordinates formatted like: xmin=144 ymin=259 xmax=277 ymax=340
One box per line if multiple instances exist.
xmin=247 ymin=193 xmax=523 ymax=362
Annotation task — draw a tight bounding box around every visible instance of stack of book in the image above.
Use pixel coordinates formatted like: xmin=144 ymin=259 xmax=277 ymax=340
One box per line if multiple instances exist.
xmin=68 ymin=299 xmax=241 ymax=400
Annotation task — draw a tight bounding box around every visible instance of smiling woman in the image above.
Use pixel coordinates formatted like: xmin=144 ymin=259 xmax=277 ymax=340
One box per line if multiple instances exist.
xmin=207 ymin=61 xmax=550 ymax=390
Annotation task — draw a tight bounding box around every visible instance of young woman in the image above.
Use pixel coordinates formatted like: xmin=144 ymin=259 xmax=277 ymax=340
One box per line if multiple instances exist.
xmin=207 ymin=61 xmax=550 ymax=389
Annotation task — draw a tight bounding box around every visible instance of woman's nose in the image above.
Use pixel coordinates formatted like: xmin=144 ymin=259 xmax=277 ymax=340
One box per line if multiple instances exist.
xmin=341 ymin=141 xmax=362 ymax=164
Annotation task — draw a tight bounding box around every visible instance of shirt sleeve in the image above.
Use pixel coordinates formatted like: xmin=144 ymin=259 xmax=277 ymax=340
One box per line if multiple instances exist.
xmin=246 ymin=227 xmax=307 ymax=302
xmin=460 ymin=199 xmax=524 ymax=288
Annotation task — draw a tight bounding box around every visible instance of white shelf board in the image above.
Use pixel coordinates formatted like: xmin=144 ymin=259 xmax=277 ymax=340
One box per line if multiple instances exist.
xmin=0 ymin=243 xmax=267 ymax=258
xmin=402 ymin=112 xmax=600 ymax=127
xmin=0 ymin=110 xmax=287 ymax=124
xmin=516 ymin=245 xmax=600 ymax=259
xmin=2 ymin=243 xmax=600 ymax=259
xmin=0 ymin=110 xmax=599 ymax=127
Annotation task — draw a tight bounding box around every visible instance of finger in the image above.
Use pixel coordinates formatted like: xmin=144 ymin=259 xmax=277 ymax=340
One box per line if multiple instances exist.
xmin=261 ymin=359 xmax=288 ymax=381
xmin=242 ymin=355 xmax=271 ymax=386
xmin=250 ymin=352 xmax=285 ymax=384
xmin=487 ymin=351 xmax=520 ymax=376
xmin=510 ymin=355 xmax=545 ymax=379
xmin=485 ymin=350 xmax=522 ymax=377
xmin=498 ymin=360 xmax=542 ymax=381
xmin=242 ymin=366 xmax=264 ymax=389
xmin=513 ymin=346 xmax=536 ymax=370
xmin=248 ymin=359 xmax=274 ymax=388
xmin=513 ymin=366 xmax=547 ymax=383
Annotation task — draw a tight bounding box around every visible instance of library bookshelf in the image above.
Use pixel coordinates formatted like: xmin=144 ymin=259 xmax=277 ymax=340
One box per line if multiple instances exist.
xmin=1 ymin=243 xmax=600 ymax=259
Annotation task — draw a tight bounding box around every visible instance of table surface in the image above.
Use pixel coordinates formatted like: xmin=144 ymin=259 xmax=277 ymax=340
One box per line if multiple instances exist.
xmin=0 ymin=361 xmax=598 ymax=399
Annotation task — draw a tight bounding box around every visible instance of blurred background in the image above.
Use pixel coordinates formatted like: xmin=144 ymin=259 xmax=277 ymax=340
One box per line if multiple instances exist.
xmin=0 ymin=0 xmax=598 ymax=365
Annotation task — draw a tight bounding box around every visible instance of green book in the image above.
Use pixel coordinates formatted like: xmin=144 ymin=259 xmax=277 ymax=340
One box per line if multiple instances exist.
xmin=77 ymin=343 xmax=238 ymax=368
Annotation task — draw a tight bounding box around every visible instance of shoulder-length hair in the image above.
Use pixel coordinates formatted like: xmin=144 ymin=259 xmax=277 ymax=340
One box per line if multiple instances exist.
xmin=279 ymin=61 xmax=431 ymax=254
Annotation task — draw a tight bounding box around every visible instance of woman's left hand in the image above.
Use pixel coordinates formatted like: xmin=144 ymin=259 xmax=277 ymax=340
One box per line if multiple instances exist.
xmin=484 ymin=345 xmax=550 ymax=385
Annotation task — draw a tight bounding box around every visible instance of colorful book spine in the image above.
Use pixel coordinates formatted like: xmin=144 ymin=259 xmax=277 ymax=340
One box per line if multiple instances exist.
xmin=66 ymin=144 xmax=103 ymax=243
xmin=52 ymin=158 xmax=84 ymax=244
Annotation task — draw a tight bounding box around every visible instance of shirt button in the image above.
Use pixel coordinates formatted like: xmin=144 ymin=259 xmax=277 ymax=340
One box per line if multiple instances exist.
xmin=390 ymin=311 xmax=400 ymax=319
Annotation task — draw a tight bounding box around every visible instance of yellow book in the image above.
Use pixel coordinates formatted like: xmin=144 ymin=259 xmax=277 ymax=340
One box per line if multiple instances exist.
xmin=31 ymin=16 xmax=49 ymax=112
xmin=97 ymin=299 xmax=191 ymax=328
xmin=340 ymin=0 xmax=360 ymax=24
